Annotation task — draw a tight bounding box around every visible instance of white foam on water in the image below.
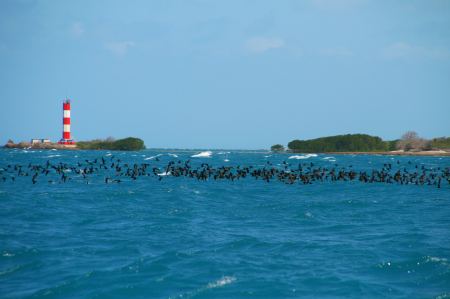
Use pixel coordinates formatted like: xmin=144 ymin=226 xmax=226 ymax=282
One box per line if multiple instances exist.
xmin=426 ymin=256 xmax=448 ymax=264
xmin=322 ymin=156 xmax=335 ymax=160
xmin=206 ymin=276 xmax=236 ymax=289
xmin=145 ymin=154 xmax=162 ymax=160
xmin=105 ymin=153 xmax=112 ymax=156
xmin=157 ymin=171 xmax=171 ymax=176
xmin=288 ymin=154 xmax=317 ymax=160
xmin=46 ymin=154 xmax=61 ymax=158
xmin=217 ymin=151 xmax=231 ymax=155
xmin=224 ymin=159 xmax=230 ymax=162
xmin=169 ymin=275 xmax=237 ymax=298
xmin=168 ymin=153 xmax=178 ymax=158
xmin=50 ymin=149 xmax=57 ymax=151
xmin=288 ymin=155 xmax=306 ymax=160
xmin=191 ymin=151 xmax=212 ymax=158
xmin=2 ymin=252 xmax=15 ymax=257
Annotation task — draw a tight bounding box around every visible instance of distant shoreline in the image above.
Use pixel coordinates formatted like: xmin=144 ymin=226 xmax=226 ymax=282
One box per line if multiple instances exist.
xmin=318 ymin=151 xmax=450 ymax=157
xmin=2 ymin=144 xmax=450 ymax=157
xmin=3 ymin=142 xmax=78 ymax=150
xmin=3 ymin=137 xmax=145 ymax=151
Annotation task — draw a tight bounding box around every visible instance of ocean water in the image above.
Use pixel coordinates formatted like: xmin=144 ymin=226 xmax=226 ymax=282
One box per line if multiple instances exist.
xmin=0 ymin=149 xmax=449 ymax=299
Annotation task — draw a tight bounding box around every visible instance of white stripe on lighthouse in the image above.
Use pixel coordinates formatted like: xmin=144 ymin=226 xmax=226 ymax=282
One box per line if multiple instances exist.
xmin=63 ymin=125 xmax=71 ymax=132
xmin=64 ymin=110 xmax=71 ymax=118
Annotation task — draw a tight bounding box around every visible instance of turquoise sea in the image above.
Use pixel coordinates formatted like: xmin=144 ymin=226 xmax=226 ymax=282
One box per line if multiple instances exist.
xmin=0 ymin=149 xmax=449 ymax=298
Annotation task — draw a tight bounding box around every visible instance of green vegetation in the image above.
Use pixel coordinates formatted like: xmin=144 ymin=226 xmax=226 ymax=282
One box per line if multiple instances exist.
xmin=77 ymin=137 xmax=145 ymax=151
xmin=288 ymin=134 xmax=388 ymax=153
xmin=286 ymin=132 xmax=450 ymax=153
xmin=270 ymin=144 xmax=285 ymax=152
xmin=387 ymin=140 xmax=398 ymax=151
xmin=431 ymin=137 xmax=450 ymax=149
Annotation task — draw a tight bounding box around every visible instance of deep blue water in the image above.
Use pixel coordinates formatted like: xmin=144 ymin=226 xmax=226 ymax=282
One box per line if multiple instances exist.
xmin=1 ymin=148 xmax=449 ymax=299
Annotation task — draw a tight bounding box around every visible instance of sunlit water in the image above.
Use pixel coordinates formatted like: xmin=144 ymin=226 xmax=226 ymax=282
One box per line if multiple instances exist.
xmin=1 ymin=149 xmax=449 ymax=298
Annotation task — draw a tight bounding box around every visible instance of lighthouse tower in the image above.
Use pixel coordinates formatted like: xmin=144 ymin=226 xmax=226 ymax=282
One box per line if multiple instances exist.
xmin=58 ymin=99 xmax=75 ymax=145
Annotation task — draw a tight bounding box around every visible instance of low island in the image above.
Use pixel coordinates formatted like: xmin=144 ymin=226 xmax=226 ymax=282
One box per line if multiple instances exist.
xmin=272 ymin=132 xmax=450 ymax=156
xmin=4 ymin=137 xmax=145 ymax=151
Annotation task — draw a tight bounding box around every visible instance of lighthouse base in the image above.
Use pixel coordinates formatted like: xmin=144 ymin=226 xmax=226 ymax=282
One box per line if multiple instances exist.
xmin=58 ymin=139 xmax=76 ymax=145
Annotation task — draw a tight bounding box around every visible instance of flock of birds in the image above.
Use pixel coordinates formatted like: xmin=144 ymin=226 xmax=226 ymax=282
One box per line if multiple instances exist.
xmin=0 ymin=154 xmax=449 ymax=188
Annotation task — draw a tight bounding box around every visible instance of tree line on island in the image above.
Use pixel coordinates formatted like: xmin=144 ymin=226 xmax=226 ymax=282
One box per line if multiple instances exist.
xmin=271 ymin=132 xmax=450 ymax=153
xmin=76 ymin=137 xmax=145 ymax=151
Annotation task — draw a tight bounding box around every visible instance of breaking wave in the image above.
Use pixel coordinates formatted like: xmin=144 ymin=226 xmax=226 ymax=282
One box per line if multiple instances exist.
xmin=145 ymin=154 xmax=163 ymax=160
xmin=157 ymin=171 xmax=171 ymax=176
xmin=288 ymin=154 xmax=318 ymax=160
xmin=191 ymin=151 xmax=212 ymax=158
xmin=206 ymin=276 xmax=236 ymax=289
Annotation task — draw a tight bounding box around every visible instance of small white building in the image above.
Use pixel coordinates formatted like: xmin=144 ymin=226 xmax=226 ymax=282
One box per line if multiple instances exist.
xmin=31 ymin=139 xmax=51 ymax=144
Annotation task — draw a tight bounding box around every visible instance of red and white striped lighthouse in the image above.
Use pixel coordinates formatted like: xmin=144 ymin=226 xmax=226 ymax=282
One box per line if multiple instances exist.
xmin=58 ymin=99 xmax=75 ymax=145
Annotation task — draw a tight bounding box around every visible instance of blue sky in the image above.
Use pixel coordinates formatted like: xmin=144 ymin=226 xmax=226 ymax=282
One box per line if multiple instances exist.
xmin=1 ymin=0 xmax=449 ymax=149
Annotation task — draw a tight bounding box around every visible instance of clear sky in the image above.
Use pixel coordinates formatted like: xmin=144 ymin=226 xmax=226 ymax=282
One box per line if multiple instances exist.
xmin=1 ymin=0 xmax=449 ymax=149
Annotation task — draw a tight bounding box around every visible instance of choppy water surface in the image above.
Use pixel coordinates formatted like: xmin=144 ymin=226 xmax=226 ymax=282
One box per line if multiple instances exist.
xmin=1 ymin=149 xmax=449 ymax=298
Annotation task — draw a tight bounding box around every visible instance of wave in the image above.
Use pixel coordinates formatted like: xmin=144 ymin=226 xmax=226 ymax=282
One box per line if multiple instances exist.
xmin=145 ymin=153 xmax=178 ymax=160
xmin=145 ymin=154 xmax=163 ymax=160
xmin=322 ymin=156 xmax=335 ymax=160
xmin=425 ymin=256 xmax=448 ymax=265
xmin=191 ymin=151 xmax=212 ymax=158
xmin=206 ymin=276 xmax=236 ymax=289
xmin=288 ymin=154 xmax=318 ymax=160
xmin=2 ymin=251 xmax=15 ymax=257
xmin=224 ymin=159 xmax=230 ymax=162
xmin=21 ymin=150 xmax=35 ymax=153
xmin=169 ymin=276 xmax=236 ymax=299
xmin=157 ymin=171 xmax=171 ymax=176
xmin=46 ymin=154 xmax=62 ymax=158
